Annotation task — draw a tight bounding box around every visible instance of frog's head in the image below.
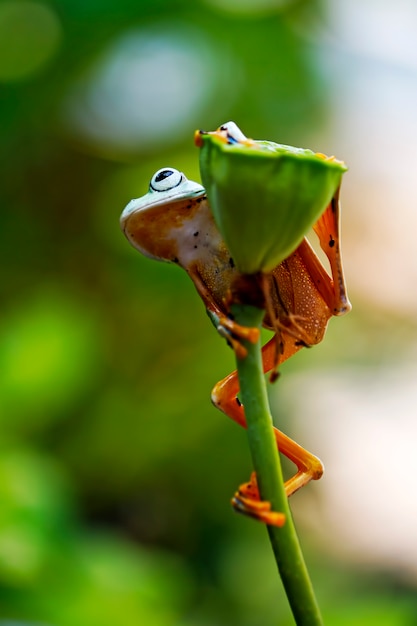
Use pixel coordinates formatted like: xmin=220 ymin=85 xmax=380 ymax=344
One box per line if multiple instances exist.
xmin=120 ymin=168 xmax=206 ymax=263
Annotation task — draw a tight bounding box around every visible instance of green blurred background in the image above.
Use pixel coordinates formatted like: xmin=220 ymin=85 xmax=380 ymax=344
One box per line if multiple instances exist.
xmin=2 ymin=0 xmax=417 ymax=624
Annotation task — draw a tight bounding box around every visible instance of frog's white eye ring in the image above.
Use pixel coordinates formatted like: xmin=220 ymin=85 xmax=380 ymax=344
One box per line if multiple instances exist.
xmin=219 ymin=121 xmax=247 ymax=145
xmin=150 ymin=168 xmax=184 ymax=192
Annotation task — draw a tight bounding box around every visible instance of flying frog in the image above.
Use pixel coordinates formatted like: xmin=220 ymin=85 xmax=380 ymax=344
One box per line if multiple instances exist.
xmin=120 ymin=132 xmax=350 ymax=526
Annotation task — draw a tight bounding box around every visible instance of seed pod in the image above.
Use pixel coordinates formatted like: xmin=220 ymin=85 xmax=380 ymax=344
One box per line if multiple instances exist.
xmin=196 ymin=122 xmax=347 ymax=274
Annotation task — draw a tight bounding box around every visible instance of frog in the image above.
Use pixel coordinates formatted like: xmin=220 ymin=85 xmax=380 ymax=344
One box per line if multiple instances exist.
xmin=120 ymin=145 xmax=350 ymax=526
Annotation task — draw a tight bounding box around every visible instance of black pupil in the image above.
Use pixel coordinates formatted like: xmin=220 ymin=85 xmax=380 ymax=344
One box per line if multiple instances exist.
xmin=155 ymin=169 xmax=174 ymax=182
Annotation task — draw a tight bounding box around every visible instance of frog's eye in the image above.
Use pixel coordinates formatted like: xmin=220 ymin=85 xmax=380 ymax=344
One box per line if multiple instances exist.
xmin=219 ymin=121 xmax=247 ymax=145
xmin=150 ymin=168 xmax=184 ymax=192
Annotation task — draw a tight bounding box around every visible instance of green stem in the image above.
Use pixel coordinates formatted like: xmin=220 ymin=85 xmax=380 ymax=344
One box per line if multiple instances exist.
xmin=231 ymin=302 xmax=323 ymax=626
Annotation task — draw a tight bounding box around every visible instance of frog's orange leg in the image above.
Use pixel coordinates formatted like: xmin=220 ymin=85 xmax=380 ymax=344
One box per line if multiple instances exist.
xmin=211 ymin=333 xmax=324 ymax=525
xmin=310 ymin=186 xmax=351 ymax=316
xmin=232 ymin=472 xmax=285 ymax=527
xmin=186 ymin=265 xmax=259 ymax=358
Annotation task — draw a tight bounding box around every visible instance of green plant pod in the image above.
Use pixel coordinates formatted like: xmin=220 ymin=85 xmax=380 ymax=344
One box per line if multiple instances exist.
xmin=197 ymin=126 xmax=347 ymax=274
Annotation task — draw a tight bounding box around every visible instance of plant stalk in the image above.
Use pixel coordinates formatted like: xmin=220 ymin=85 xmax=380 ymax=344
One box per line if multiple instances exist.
xmin=231 ymin=301 xmax=323 ymax=626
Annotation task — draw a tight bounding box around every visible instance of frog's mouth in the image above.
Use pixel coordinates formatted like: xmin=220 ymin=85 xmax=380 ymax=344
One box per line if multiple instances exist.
xmin=121 ymin=187 xmax=204 ymax=228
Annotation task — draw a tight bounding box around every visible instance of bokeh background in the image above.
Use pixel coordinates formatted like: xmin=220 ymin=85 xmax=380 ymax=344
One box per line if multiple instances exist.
xmin=2 ymin=0 xmax=417 ymax=624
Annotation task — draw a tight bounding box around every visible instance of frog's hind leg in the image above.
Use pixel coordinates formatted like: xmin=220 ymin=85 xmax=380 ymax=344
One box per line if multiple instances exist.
xmin=311 ymin=186 xmax=351 ymax=316
xmin=260 ymin=272 xmax=312 ymax=382
xmin=232 ymin=472 xmax=285 ymax=527
xmin=212 ymin=334 xmax=324 ymax=525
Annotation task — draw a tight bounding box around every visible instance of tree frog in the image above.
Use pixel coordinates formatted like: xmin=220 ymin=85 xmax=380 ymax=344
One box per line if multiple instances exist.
xmin=121 ymin=156 xmax=350 ymax=526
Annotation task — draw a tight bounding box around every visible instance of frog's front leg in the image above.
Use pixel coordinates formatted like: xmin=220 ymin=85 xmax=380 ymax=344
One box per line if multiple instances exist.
xmin=206 ymin=309 xmax=260 ymax=359
xmin=187 ymin=266 xmax=259 ymax=358
xmin=211 ymin=333 xmax=324 ymax=525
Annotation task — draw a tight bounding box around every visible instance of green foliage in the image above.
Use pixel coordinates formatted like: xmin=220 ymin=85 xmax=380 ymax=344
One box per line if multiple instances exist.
xmin=0 ymin=289 xmax=102 ymax=433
